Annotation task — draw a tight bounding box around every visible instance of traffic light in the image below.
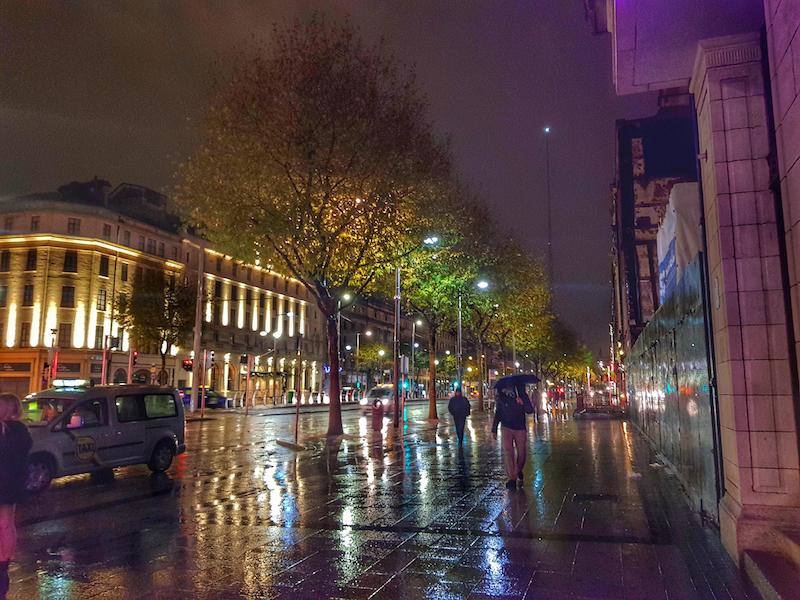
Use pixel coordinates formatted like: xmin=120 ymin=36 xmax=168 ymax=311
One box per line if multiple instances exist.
xmin=132 ymin=351 xmax=139 ymax=366
xmin=182 ymin=358 xmax=193 ymax=372
xmin=209 ymin=351 xmax=215 ymax=364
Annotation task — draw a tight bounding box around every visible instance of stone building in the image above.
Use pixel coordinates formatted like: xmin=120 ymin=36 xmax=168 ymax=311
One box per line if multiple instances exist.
xmin=0 ymin=179 xmax=326 ymax=403
xmin=588 ymin=0 xmax=800 ymax=589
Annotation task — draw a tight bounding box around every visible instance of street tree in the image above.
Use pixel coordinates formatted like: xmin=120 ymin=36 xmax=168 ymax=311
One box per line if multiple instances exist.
xmin=115 ymin=270 xmax=196 ymax=383
xmin=356 ymin=343 xmax=390 ymax=389
xmin=175 ymin=16 xmax=450 ymax=435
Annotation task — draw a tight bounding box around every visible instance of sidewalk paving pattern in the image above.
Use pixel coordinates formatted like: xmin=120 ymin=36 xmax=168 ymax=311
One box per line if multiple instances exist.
xmin=10 ymin=404 xmax=755 ymax=599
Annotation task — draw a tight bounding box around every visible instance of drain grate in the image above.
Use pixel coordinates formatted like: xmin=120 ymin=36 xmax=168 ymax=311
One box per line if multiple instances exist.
xmin=572 ymin=493 xmax=619 ymax=503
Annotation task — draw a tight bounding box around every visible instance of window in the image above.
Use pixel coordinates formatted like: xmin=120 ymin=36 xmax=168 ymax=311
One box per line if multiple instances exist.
xmin=60 ymin=286 xmax=75 ymax=308
xmin=19 ymin=323 xmax=30 ymax=348
xmin=260 ymin=271 xmax=265 ymax=285
xmin=158 ymin=242 xmax=165 ymax=257
xmin=0 ymin=251 xmax=9 ymax=272
xmin=102 ymin=223 xmax=112 ymax=240
xmin=22 ymin=284 xmax=34 ymax=306
xmin=245 ymin=289 xmax=252 ymax=303
xmin=30 ymin=216 xmax=40 ymax=232
xmin=64 ymin=400 xmax=107 ymax=430
xmin=230 ymin=308 xmax=236 ymax=325
xmin=99 ymin=255 xmax=110 ymax=277
xmin=147 ymin=239 xmax=156 ymax=254
xmin=259 ymin=294 xmax=265 ymax=309
xmin=0 ymin=286 xmax=7 ymax=307
xmin=67 ymin=218 xmax=81 ymax=235
xmin=115 ymin=395 xmax=146 ymax=422
xmin=144 ymin=394 xmax=177 ymax=418
xmin=135 ymin=266 xmax=142 ymax=282
xmin=122 ymin=230 xmax=131 ymax=246
xmin=94 ymin=325 xmax=104 ymax=350
xmin=97 ymin=289 xmax=107 ymax=311
xmin=284 ymin=279 xmax=289 ymax=292
xmin=118 ymin=292 xmax=127 ymax=307
xmin=231 ymin=286 xmax=239 ymax=301
xmin=3 ymin=216 xmax=13 ymax=231
xmin=232 ymin=263 xmax=238 ymax=277
xmin=214 ymin=280 xmax=222 ymax=298
xmin=23 ymin=249 xmax=37 ymax=271
xmin=121 ymin=263 xmax=128 ymax=282
xmin=63 ymin=250 xmax=78 ymax=272
xmin=246 ymin=267 xmax=251 ymax=282
xmin=172 ymin=246 xmax=178 ymax=259
xmin=216 ymin=256 xmax=222 ymax=273
xmin=138 ymin=235 xmax=145 ymax=250
xmin=58 ymin=323 xmax=72 ymax=347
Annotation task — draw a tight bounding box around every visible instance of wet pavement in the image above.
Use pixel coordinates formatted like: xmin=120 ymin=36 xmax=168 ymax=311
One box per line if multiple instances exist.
xmin=9 ymin=402 xmax=754 ymax=599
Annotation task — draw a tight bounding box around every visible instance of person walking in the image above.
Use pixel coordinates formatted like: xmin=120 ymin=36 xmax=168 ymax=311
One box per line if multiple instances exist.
xmin=492 ymin=386 xmax=534 ymax=489
xmin=448 ymin=387 xmax=471 ymax=446
xmin=0 ymin=393 xmax=32 ymax=600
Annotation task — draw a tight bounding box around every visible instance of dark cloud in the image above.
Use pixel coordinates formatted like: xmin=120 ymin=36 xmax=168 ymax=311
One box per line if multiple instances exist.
xmin=0 ymin=0 xmax=654 ymax=351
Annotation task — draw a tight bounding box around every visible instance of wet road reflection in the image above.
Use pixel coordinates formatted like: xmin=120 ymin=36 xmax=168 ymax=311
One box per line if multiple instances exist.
xmin=10 ymin=404 xmax=752 ymax=599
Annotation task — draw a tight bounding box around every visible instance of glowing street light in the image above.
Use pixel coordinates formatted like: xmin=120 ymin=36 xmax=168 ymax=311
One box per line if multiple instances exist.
xmin=476 ymin=280 xmax=489 ymax=290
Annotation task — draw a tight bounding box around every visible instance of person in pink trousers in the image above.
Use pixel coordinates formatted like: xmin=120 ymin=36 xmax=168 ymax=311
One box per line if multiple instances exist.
xmin=492 ymin=386 xmax=534 ymax=489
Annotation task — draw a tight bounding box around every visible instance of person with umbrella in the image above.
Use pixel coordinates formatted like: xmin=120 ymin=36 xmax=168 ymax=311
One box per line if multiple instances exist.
xmin=448 ymin=387 xmax=471 ymax=446
xmin=491 ymin=374 xmax=537 ymax=489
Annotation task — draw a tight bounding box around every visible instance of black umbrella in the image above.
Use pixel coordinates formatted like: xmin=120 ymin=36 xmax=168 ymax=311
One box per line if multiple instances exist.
xmin=493 ymin=374 xmax=541 ymax=390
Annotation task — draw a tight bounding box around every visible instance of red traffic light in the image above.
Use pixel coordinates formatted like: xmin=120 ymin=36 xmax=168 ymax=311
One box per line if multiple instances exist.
xmin=182 ymin=358 xmax=194 ymax=372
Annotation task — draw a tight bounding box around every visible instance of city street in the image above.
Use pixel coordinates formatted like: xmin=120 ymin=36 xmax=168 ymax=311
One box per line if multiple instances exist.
xmin=8 ymin=404 xmax=753 ymax=600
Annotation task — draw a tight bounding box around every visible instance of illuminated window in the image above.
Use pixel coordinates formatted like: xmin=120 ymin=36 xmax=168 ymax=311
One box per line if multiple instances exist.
xmin=19 ymin=323 xmax=30 ymax=348
xmin=122 ymin=230 xmax=131 ymax=246
xmin=0 ymin=286 xmax=6 ymax=307
xmin=30 ymin=216 xmax=40 ymax=232
xmin=25 ymin=249 xmax=37 ymax=271
xmin=102 ymin=223 xmax=112 ymax=240
xmin=58 ymin=323 xmax=72 ymax=348
xmin=63 ymin=250 xmax=78 ymax=273
xmin=60 ymin=286 xmax=75 ymax=308
xmin=121 ymin=264 xmax=128 ymax=282
xmin=97 ymin=289 xmax=107 ymax=311
xmin=99 ymin=256 xmax=110 ymax=277
xmin=0 ymin=251 xmax=9 ymax=272
xmin=22 ymin=285 xmax=34 ymax=307
xmin=3 ymin=216 xmax=13 ymax=231
xmin=67 ymin=218 xmax=81 ymax=235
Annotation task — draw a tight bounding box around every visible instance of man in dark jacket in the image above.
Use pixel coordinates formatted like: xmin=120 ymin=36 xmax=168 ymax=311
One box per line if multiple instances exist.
xmin=492 ymin=386 xmax=534 ymax=489
xmin=448 ymin=387 xmax=471 ymax=446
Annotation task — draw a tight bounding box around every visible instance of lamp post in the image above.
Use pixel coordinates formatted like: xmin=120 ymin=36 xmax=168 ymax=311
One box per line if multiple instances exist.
xmin=544 ymin=125 xmax=554 ymax=287
xmin=411 ymin=319 xmax=421 ymax=400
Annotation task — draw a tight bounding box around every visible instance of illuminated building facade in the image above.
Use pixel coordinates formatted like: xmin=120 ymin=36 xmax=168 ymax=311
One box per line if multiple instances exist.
xmin=0 ymin=179 xmax=325 ymax=401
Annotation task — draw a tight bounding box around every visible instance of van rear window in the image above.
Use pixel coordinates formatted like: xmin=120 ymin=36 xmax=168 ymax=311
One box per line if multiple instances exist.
xmin=144 ymin=394 xmax=177 ymax=418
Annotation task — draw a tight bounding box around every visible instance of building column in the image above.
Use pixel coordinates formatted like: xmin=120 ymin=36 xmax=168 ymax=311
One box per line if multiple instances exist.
xmin=691 ymin=32 xmax=800 ymax=562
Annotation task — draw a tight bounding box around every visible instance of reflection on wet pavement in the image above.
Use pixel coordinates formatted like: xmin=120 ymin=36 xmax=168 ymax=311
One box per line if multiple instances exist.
xmin=10 ymin=404 xmax=753 ymax=599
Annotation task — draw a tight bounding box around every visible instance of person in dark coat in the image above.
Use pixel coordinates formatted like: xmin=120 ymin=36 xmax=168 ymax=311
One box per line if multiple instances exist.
xmin=492 ymin=386 xmax=534 ymax=489
xmin=0 ymin=393 xmax=33 ymax=600
xmin=448 ymin=387 xmax=471 ymax=446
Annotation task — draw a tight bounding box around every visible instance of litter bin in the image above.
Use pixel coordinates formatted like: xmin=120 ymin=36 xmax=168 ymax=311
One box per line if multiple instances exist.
xmin=287 ymin=391 xmax=295 ymax=404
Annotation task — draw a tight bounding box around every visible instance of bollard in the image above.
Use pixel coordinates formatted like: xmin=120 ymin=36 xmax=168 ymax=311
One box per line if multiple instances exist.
xmin=371 ymin=399 xmax=384 ymax=431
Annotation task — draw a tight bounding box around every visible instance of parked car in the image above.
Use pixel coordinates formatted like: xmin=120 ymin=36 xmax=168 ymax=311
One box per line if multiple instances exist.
xmin=178 ymin=388 xmax=229 ymax=409
xmin=21 ymin=383 xmax=186 ymax=493
xmin=359 ymin=384 xmax=396 ymax=415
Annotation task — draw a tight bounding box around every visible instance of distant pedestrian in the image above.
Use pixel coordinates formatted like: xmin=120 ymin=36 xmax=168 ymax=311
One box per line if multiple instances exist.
xmin=492 ymin=386 xmax=534 ymax=489
xmin=0 ymin=393 xmax=32 ymax=600
xmin=448 ymin=387 xmax=471 ymax=446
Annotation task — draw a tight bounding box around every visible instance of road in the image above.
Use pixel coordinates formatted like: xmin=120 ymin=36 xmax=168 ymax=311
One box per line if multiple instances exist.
xmin=9 ymin=402 xmax=752 ymax=599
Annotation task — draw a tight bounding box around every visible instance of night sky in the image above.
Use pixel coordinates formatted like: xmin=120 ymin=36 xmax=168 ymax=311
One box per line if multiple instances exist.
xmin=0 ymin=1 xmax=654 ymax=354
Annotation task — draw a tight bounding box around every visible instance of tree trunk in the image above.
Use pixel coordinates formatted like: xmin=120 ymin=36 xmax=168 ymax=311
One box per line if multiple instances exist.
xmin=161 ymin=351 xmax=168 ymax=386
xmin=477 ymin=337 xmax=485 ymax=412
xmin=325 ymin=315 xmax=343 ymax=436
xmin=427 ymin=325 xmax=438 ymax=420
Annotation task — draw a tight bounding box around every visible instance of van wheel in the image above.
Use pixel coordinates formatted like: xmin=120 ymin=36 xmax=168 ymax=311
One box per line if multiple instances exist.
xmin=26 ymin=455 xmax=54 ymax=493
xmin=148 ymin=441 xmax=175 ymax=473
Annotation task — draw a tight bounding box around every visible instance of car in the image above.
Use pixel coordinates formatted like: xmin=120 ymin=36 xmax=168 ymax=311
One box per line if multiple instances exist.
xmin=21 ymin=383 xmax=186 ymax=493
xmin=359 ymin=384 xmax=397 ymax=415
xmin=178 ymin=387 xmax=229 ymax=409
